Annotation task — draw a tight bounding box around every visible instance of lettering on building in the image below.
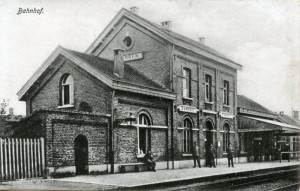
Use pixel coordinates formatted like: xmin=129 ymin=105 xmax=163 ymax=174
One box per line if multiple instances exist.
xmin=124 ymin=52 xmax=143 ymax=62
xmin=177 ymin=105 xmax=199 ymax=113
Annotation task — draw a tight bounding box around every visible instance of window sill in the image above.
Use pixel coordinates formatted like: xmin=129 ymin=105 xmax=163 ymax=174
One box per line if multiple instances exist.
xmin=205 ymin=101 xmax=214 ymax=105
xmin=223 ymin=105 xmax=230 ymax=108
xmin=137 ymin=154 xmax=145 ymax=158
xmin=57 ymin=105 xmax=74 ymax=109
xmin=182 ymin=153 xmax=192 ymax=157
xmin=182 ymin=97 xmax=193 ymax=101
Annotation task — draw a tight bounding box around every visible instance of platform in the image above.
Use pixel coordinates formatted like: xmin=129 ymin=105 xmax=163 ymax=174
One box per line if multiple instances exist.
xmin=53 ymin=161 xmax=300 ymax=189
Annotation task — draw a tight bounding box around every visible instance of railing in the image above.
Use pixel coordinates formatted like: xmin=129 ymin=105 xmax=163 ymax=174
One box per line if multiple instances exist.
xmin=279 ymin=151 xmax=300 ymax=163
xmin=0 ymin=138 xmax=45 ymax=181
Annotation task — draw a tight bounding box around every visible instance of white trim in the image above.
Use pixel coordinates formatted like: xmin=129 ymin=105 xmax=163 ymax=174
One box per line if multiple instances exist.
xmin=202 ymin=110 xmax=217 ymax=114
xmin=177 ymin=127 xmax=184 ymax=130
xmin=203 ymin=129 xmax=217 ymax=132
xmin=229 ymin=131 xmax=235 ymax=134
xmin=113 ymin=81 xmax=176 ymax=100
xmin=244 ymin=116 xmax=300 ymax=131
xmin=192 ymin=128 xmax=199 ymax=131
xmin=182 ymin=154 xmax=193 ymax=157
xmin=120 ymin=124 xmax=168 ymax=129
xmin=57 ymin=105 xmax=75 ymax=109
xmin=182 ymin=97 xmax=193 ymax=101
xmin=136 ymin=154 xmax=145 ymax=158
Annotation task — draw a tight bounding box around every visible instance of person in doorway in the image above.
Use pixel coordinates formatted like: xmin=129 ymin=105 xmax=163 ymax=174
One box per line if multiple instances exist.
xmin=209 ymin=144 xmax=216 ymax=168
xmin=192 ymin=142 xmax=201 ymax=168
xmin=144 ymin=150 xmax=156 ymax=171
xmin=226 ymin=143 xmax=234 ymax=167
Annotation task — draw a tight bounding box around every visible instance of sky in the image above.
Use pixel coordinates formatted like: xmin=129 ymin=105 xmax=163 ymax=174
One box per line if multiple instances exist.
xmin=0 ymin=0 xmax=299 ymax=116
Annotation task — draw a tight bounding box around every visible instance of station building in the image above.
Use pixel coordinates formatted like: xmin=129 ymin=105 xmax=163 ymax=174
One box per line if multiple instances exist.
xmin=16 ymin=7 xmax=242 ymax=174
xmin=237 ymin=95 xmax=300 ymax=162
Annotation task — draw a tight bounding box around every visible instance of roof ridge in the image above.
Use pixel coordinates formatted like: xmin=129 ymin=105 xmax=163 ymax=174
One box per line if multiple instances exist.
xmin=61 ymin=47 xmax=114 ymax=63
xmin=122 ymin=8 xmax=239 ymax=65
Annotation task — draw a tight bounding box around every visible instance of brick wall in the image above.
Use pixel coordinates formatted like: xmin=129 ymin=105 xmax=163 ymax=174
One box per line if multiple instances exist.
xmin=172 ymin=46 xmax=238 ymax=161
xmin=29 ymin=61 xmax=111 ymax=116
xmin=98 ymin=21 xmax=172 ymax=88
xmin=113 ymin=91 xmax=171 ymax=163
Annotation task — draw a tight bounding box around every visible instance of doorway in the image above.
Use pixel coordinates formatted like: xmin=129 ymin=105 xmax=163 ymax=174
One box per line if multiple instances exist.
xmin=74 ymin=135 xmax=88 ymax=175
xmin=205 ymin=121 xmax=214 ymax=165
xmin=253 ymin=139 xmax=262 ymax=162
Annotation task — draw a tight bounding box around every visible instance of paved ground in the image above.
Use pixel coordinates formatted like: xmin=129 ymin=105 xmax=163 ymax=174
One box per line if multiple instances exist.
xmin=0 ymin=161 xmax=299 ymax=190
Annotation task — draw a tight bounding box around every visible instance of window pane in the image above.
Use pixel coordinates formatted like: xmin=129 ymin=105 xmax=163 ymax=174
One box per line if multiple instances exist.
xmin=63 ymin=85 xmax=70 ymax=105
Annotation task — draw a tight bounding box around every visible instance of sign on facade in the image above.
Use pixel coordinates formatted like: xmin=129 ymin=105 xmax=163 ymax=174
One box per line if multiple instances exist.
xmin=177 ymin=105 xmax=199 ymax=113
xmin=124 ymin=52 xmax=143 ymax=61
xmin=220 ymin=112 xmax=235 ymax=119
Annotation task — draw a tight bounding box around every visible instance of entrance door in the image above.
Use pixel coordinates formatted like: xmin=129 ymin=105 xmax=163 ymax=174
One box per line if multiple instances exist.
xmin=205 ymin=121 xmax=214 ymax=165
xmin=253 ymin=140 xmax=261 ymax=162
xmin=74 ymin=135 xmax=88 ymax=175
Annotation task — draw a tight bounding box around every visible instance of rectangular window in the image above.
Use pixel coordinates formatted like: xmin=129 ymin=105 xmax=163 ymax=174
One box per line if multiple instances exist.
xmin=183 ymin=68 xmax=191 ymax=98
xmin=223 ymin=80 xmax=229 ymax=105
xmin=205 ymin=74 xmax=212 ymax=102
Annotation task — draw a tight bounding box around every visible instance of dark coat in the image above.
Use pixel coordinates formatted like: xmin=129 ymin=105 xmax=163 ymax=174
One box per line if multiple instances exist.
xmin=144 ymin=153 xmax=154 ymax=163
xmin=226 ymin=146 xmax=234 ymax=158
xmin=193 ymin=145 xmax=200 ymax=156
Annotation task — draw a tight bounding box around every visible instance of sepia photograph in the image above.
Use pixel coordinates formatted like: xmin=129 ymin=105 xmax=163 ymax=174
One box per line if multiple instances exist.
xmin=0 ymin=0 xmax=299 ymax=190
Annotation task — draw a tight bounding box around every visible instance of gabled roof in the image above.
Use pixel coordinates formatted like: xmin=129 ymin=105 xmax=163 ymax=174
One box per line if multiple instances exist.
xmin=277 ymin=114 xmax=300 ymax=128
xmin=237 ymin=95 xmax=275 ymax=115
xmin=17 ymin=46 xmax=176 ymax=101
xmin=86 ymin=8 xmax=242 ymax=71
xmin=65 ymin=48 xmax=165 ymax=90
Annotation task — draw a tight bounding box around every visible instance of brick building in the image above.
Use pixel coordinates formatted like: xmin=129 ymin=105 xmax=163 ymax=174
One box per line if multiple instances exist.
xmin=17 ymin=7 xmax=242 ymax=174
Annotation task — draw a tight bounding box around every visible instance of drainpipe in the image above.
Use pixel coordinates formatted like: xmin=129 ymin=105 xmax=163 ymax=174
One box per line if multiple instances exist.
xmin=110 ymin=90 xmax=115 ymax=173
xmin=171 ymin=101 xmax=175 ymax=169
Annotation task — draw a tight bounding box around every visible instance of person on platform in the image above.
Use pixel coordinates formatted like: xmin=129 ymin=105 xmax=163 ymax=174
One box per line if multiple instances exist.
xmin=226 ymin=143 xmax=234 ymax=167
xmin=192 ymin=142 xmax=201 ymax=168
xmin=144 ymin=150 xmax=156 ymax=171
xmin=209 ymin=144 xmax=216 ymax=168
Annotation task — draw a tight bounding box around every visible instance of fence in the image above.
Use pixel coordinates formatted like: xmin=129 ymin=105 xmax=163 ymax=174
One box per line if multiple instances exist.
xmin=0 ymin=138 xmax=45 ymax=181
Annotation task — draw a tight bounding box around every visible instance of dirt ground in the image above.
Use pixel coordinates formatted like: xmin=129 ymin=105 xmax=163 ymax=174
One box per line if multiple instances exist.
xmin=0 ymin=179 xmax=120 ymax=191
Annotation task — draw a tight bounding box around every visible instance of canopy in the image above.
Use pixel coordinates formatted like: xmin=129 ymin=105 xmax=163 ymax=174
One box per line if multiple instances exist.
xmin=238 ymin=116 xmax=300 ymax=133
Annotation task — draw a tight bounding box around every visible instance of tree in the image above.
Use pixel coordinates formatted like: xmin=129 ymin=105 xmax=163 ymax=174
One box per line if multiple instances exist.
xmin=0 ymin=99 xmax=9 ymax=115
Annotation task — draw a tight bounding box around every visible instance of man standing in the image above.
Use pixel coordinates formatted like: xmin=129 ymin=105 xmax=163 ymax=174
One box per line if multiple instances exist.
xmin=192 ymin=142 xmax=201 ymax=168
xmin=209 ymin=144 xmax=216 ymax=168
xmin=144 ymin=150 xmax=156 ymax=171
xmin=226 ymin=143 xmax=234 ymax=167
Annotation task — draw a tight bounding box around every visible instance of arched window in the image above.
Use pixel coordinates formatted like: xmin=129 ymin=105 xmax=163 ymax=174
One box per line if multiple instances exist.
xmin=223 ymin=123 xmax=230 ymax=152
xmin=183 ymin=118 xmax=193 ymax=153
xmin=60 ymin=74 xmax=74 ymax=106
xmin=138 ymin=113 xmax=151 ymax=155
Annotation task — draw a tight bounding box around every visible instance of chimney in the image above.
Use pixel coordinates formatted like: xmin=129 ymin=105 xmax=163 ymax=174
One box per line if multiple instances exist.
xmin=130 ymin=7 xmax=139 ymax=15
xmin=199 ymin=37 xmax=205 ymax=44
xmin=293 ymin=111 xmax=299 ymax=120
xmin=161 ymin=21 xmax=172 ymax=30
xmin=113 ymin=48 xmax=125 ymax=78
xmin=279 ymin=111 xmax=284 ymax=116
xmin=9 ymin=107 xmax=13 ymax=116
